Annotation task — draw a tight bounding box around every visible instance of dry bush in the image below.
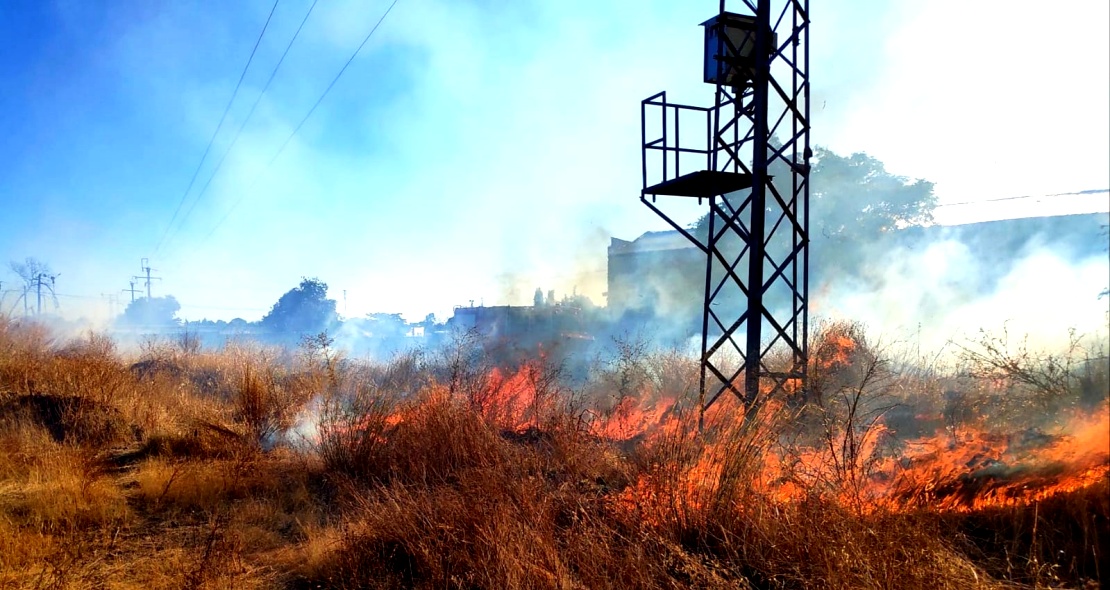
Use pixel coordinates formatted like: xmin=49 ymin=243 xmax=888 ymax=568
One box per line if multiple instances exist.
xmin=118 ymin=452 xmax=322 ymax=589
xmin=373 ymin=348 xmax=430 ymax=394
xmin=317 ymin=377 xmax=400 ymax=483
xmin=956 ymin=326 xmax=1110 ymax=425
xmin=132 ymin=457 xmax=238 ymax=515
xmin=623 ymin=399 xmax=1008 ymax=589
xmin=0 ymin=324 xmax=147 ymax=451
xmin=112 ymin=424 xmax=241 ymax=466
xmin=0 ymin=444 xmax=131 ymax=535
xmin=315 ymin=350 xmax=432 ymax=482
xmin=728 ymin=499 xmax=1005 ymax=589
xmin=233 ymin=360 xmax=305 ymax=446
xmin=0 ymin=415 xmax=57 ymax=482
xmin=0 ymin=519 xmax=63 ymax=586
xmin=0 ymin=317 xmax=54 ymax=397
xmin=128 ymin=341 xmax=317 ymax=450
xmin=386 ymin=386 xmax=508 ymax=486
xmin=300 ymin=480 xmax=566 ymax=589
xmin=623 ymin=394 xmax=785 ymax=540
xmin=292 ymin=469 xmax=739 ymax=590
xmin=795 ymin=321 xmax=899 ymax=512
xmin=944 ymin=477 xmax=1109 ymax=588
xmin=0 ymin=323 xmax=314 ymax=588
xmin=587 ymin=336 xmax=699 ymax=411
xmin=430 ymin=327 xmax=491 ymax=397
xmin=0 ymin=393 xmax=136 ymax=449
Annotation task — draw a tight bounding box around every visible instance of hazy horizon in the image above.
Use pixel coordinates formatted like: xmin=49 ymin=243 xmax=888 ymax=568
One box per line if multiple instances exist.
xmin=1 ymin=0 xmax=1107 ymax=327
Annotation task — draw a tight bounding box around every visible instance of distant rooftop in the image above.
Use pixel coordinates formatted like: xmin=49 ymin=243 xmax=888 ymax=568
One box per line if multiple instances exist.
xmin=615 ymin=207 xmax=1109 ymax=254
xmin=932 ymin=189 xmax=1109 ymax=226
xmin=609 ymin=231 xmax=695 ymax=254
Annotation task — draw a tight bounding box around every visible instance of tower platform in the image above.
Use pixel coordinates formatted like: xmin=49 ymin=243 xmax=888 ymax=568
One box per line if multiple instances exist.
xmin=643 ymin=170 xmax=752 ymax=198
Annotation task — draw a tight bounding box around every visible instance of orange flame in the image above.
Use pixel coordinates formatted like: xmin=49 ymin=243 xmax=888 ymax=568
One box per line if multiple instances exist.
xmin=317 ymin=350 xmax=1107 ymax=519
xmin=884 ymin=405 xmax=1110 ymax=511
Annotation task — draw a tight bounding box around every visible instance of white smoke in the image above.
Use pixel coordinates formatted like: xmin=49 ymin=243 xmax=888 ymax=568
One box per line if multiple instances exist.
xmin=822 ymin=236 xmax=1109 ymax=355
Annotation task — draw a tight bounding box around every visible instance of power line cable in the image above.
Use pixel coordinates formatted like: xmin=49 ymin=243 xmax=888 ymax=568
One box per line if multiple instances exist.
xmin=204 ymin=0 xmax=401 ymax=241
xmin=154 ymin=0 xmax=282 ymax=255
xmin=54 ymin=293 xmax=102 ymax=300
xmin=161 ymin=0 xmax=321 ymax=254
xmin=937 ymin=188 xmax=1110 ymax=207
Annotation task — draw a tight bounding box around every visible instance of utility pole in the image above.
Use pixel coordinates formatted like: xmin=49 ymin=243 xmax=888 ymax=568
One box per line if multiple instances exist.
xmin=102 ymin=293 xmax=120 ymax=317
xmin=132 ymin=258 xmax=161 ymax=299
xmin=123 ymin=281 xmax=142 ymax=303
xmin=32 ymin=273 xmax=60 ymax=316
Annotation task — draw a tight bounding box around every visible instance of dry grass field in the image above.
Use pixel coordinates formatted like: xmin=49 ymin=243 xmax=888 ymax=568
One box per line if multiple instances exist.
xmin=0 ymin=315 xmax=1106 ymax=589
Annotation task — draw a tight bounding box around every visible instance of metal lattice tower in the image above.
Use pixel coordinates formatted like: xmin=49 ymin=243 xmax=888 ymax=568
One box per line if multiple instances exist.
xmin=639 ymin=0 xmax=810 ymax=420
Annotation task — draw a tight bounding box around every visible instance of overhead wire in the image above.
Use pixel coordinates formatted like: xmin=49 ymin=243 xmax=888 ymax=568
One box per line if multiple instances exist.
xmin=936 ymin=189 xmax=1110 ymax=208
xmin=161 ymin=0 xmax=322 ymax=254
xmin=53 ymin=293 xmax=103 ymax=300
xmin=203 ymin=0 xmax=402 ymax=241
xmin=154 ymin=0 xmax=282 ymax=256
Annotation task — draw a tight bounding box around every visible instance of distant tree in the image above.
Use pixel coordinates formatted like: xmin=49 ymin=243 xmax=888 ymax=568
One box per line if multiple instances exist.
xmin=808 ymin=147 xmax=936 ymax=280
xmin=260 ymin=278 xmax=338 ymax=335
xmin=695 ymin=147 xmax=935 ymax=238
xmin=364 ymin=313 xmax=408 ymax=340
xmin=118 ymin=296 xmax=181 ymax=327
xmin=809 ymin=147 xmax=936 ymax=237
xmin=10 ymin=257 xmax=51 ymax=284
xmin=8 ymin=257 xmax=53 ymax=315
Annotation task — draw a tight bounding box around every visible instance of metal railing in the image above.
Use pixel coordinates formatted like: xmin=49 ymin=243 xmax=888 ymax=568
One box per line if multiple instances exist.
xmin=641 ymin=91 xmax=716 ymax=194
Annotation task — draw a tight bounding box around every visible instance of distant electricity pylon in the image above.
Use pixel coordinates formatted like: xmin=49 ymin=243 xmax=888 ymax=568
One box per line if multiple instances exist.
xmin=132 ymin=258 xmax=162 ymax=299
xmin=123 ymin=281 xmax=142 ymax=303
xmin=639 ymin=0 xmax=810 ymax=423
xmin=102 ymin=293 xmax=120 ymax=318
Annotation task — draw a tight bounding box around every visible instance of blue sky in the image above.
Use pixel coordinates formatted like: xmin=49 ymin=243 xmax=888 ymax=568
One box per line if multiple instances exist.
xmin=1 ymin=0 xmax=1107 ymax=323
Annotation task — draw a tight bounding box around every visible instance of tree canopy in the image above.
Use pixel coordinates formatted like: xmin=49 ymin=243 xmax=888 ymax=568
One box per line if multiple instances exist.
xmin=117 ymin=296 xmax=181 ymax=327
xmin=694 ymin=147 xmax=935 ymax=238
xmin=810 ymin=147 xmax=936 ymax=238
xmin=7 ymin=257 xmax=55 ymax=315
xmin=260 ymin=278 xmax=338 ymax=335
xmin=691 ymin=145 xmax=937 ymax=286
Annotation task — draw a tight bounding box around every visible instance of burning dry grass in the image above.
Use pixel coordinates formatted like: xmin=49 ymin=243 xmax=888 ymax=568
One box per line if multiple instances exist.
xmin=0 ymin=314 xmax=1106 ymax=589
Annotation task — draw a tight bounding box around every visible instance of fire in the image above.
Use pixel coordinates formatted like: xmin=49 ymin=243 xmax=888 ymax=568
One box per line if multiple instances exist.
xmin=590 ymin=395 xmax=674 ymax=441
xmin=606 ymin=389 xmax=1108 ymax=522
xmin=315 ymin=349 xmax=1107 ymax=520
xmin=812 ymin=326 xmax=858 ymax=371
xmin=476 ymin=364 xmax=552 ymax=431
xmin=886 ymin=405 xmax=1110 ymax=511
xmin=470 ymin=357 xmax=1107 ymax=518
